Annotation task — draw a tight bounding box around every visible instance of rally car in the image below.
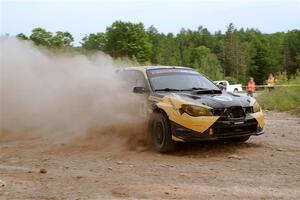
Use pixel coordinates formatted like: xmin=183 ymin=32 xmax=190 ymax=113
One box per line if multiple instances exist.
xmin=120 ymin=66 xmax=264 ymax=152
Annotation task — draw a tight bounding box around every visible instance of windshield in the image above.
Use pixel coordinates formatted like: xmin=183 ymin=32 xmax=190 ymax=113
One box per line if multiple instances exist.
xmin=147 ymin=68 xmax=220 ymax=91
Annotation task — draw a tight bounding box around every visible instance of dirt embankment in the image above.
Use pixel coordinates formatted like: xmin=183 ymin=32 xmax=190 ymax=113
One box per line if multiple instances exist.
xmin=0 ymin=111 xmax=300 ymax=200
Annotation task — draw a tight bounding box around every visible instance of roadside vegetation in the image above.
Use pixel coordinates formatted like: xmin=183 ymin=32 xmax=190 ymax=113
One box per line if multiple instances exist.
xmin=14 ymin=21 xmax=300 ymax=85
xmin=257 ymin=72 xmax=300 ymax=114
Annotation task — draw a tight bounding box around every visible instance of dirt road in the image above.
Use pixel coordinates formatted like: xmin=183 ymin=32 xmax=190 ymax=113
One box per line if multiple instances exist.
xmin=0 ymin=111 xmax=299 ymax=200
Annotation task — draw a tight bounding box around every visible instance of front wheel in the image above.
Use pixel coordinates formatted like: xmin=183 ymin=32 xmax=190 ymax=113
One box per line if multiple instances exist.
xmin=149 ymin=112 xmax=176 ymax=153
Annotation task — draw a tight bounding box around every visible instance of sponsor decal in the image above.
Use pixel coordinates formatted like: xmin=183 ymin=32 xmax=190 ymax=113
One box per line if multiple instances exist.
xmin=149 ymin=69 xmax=198 ymax=75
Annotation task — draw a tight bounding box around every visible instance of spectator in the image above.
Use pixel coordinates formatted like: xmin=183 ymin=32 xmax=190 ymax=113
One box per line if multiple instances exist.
xmin=266 ymin=73 xmax=276 ymax=91
xmin=246 ymin=77 xmax=256 ymax=97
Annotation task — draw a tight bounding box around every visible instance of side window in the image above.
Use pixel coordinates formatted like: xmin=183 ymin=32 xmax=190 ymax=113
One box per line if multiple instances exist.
xmin=134 ymin=71 xmax=147 ymax=88
xmin=120 ymin=70 xmax=148 ymax=89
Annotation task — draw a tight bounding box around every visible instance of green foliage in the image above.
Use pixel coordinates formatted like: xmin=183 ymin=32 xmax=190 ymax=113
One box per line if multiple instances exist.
xmin=146 ymin=25 xmax=161 ymax=63
xmin=18 ymin=28 xmax=74 ymax=48
xmin=191 ymin=46 xmax=223 ymax=80
xmin=105 ymin=21 xmax=152 ymax=63
xmin=249 ymin=39 xmax=273 ymax=84
xmin=223 ymin=23 xmax=242 ymax=79
xmin=257 ymin=73 xmax=300 ymax=114
xmin=158 ymin=33 xmax=181 ymax=66
xmin=81 ymin=33 xmax=106 ymax=51
xmin=29 ymin=28 xmax=53 ymax=47
xmin=16 ymin=22 xmax=299 ymax=84
xmin=51 ymin=31 xmax=74 ymax=48
xmin=224 ymin=76 xmax=239 ymax=83
xmin=283 ymin=30 xmax=300 ymax=76
xmin=16 ymin=33 xmax=28 ymax=40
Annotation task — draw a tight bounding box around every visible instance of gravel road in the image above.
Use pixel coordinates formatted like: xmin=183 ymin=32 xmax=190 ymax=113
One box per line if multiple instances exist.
xmin=0 ymin=111 xmax=299 ymax=200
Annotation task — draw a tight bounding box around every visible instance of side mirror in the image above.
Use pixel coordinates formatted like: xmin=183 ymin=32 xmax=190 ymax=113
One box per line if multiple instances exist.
xmin=133 ymin=86 xmax=147 ymax=93
xmin=217 ymin=83 xmax=226 ymax=90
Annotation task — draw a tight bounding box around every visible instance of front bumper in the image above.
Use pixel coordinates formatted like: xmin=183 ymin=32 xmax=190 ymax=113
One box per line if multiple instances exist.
xmin=171 ymin=117 xmax=264 ymax=142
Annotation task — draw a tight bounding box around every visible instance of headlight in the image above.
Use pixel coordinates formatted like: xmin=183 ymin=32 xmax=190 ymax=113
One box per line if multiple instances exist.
xmin=253 ymin=101 xmax=261 ymax=113
xmin=181 ymin=104 xmax=213 ymax=116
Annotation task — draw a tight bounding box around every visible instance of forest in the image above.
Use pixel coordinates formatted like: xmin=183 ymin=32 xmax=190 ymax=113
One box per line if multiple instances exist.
xmin=16 ymin=21 xmax=300 ymax=84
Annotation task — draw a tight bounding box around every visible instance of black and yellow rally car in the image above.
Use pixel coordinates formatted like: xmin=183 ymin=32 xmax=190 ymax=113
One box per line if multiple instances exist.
xmin=120 ymin=66 xmax=264 ymax=152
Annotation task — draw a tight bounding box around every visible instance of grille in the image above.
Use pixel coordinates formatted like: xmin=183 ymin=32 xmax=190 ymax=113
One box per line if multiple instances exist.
xmin=212 ymin=119 xmax=258 ymax=137
xmin=213 ymin=124 xmax=257 ymax=136
xmin=213 ymin=106 xmax=252 ymax=118
xmin=225 ymin=106 xmax=245 ymax=118
xmin=244 ymin=106 xmax=254 ymax=114
xmin=212 ymin=108 xmax=225 ymax=116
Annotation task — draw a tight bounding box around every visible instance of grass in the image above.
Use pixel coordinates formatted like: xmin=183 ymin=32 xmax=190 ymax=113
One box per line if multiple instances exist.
xmin=257 ymin=74 xmax=300 ymax=115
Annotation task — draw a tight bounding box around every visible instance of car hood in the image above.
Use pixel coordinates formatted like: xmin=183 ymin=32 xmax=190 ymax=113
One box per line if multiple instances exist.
xmin=156 ymin=91 xmax=252 ymax=108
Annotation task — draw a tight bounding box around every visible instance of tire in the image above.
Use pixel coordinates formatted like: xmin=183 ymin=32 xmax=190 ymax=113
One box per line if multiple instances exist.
xmin=149 ymin=112 xmax=176 ymax=153
xmin=221 ymin=135 xmax=250 ymax=143
xmin=233 ymin=88 xmax=238 ymax=93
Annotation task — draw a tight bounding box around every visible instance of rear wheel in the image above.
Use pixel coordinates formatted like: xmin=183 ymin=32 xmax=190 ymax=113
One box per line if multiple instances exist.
xmin=233 ymin=88 xmax=239 ymax=93
xmin=149 ymin=112 xmax=176 ymax=153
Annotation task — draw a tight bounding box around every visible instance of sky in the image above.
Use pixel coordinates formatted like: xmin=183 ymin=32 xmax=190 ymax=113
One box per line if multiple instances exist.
xmin=0 ymin=0 xmax=299 ymax=45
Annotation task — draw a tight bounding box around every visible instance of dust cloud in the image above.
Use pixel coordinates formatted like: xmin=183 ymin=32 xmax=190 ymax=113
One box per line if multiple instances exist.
xmin=0 ymin=37 xmax=146 ymax=145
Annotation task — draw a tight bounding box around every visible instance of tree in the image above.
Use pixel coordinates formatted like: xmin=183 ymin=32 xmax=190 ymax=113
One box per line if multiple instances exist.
xmin=17 ymin=29 xmax=74 ymax=48
xmin=29 ymin=28 xmax=53 ymax=47
xmin=105 ymin=21 xmax=152 ymax=63
xmin=283 ymin=30 xmax=300 ymax=77
xmin=197 ymin=26 xmax=214 ymax=49
xmin=159 ymin=33 xmax=181 ymax=66
xmin=177 ymin=28 xmax=196 ymax=67
xmin=15 ymin=23 xmax=299 ymax=82
xmin=223 ymin=23 xmax=243 ymax=79
xmin=16 ymin=33 xmax=28 ymax=40
xmin=147 ymin=25 xmax=163 ymax=64
xmin=51 ymin=31 xmax=74 ymax=47
xmin=248 ymin=38 xmax=274 ymax=84
xmin=191 ymin=46 xmax=223 ymax=80
xmin=81 ymin=32 xmax=107 ymax=51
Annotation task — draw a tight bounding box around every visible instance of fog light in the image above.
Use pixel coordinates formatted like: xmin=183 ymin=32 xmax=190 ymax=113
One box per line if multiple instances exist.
xmin=209 ymin=128 xmax=214 ymax=135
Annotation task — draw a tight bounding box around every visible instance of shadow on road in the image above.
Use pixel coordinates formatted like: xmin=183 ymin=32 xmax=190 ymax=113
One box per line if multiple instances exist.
xmin=171 ymin=140 xmax=263 ymax=157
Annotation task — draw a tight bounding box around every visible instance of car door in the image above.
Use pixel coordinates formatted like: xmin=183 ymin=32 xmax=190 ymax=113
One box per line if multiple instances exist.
xmin=120 ymin=70 xmax=149 ymax=117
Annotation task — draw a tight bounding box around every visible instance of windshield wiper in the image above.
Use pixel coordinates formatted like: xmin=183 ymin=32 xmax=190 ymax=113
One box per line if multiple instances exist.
xmin=154 ymin=87 xmax=221 ymax=93
xmin=154 ymin=88 xmax=182 ymax=92
xmin=181 ymin=87 xmax=221 ymax=93
xmin=194 ymin=89 xmax=222 ymax=94
xmin=183 ymin=87 xmax=210 ymax=91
